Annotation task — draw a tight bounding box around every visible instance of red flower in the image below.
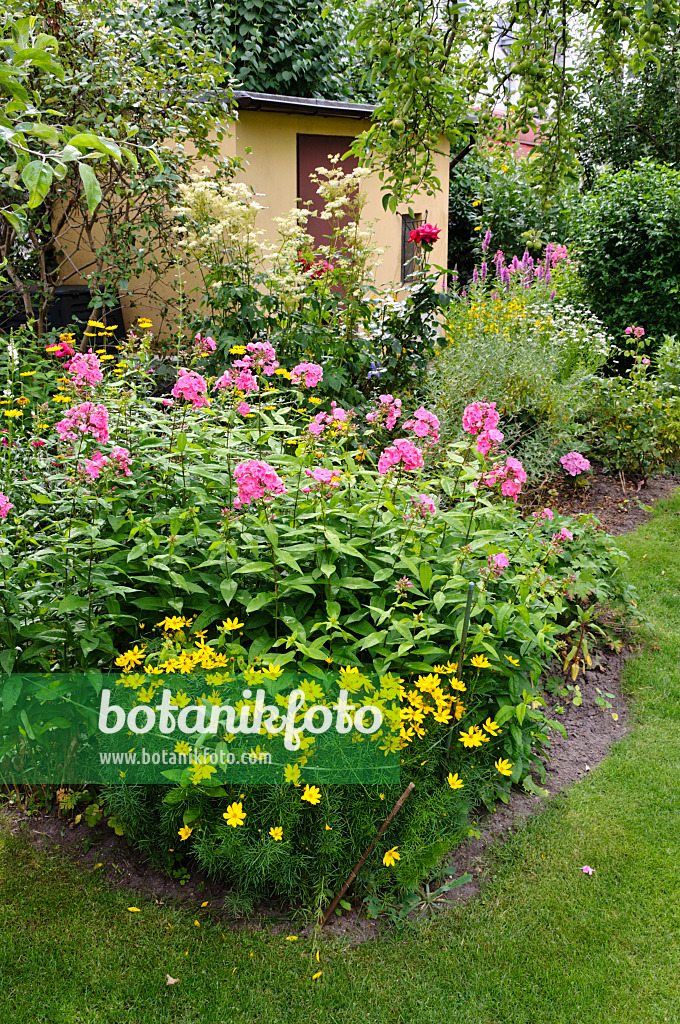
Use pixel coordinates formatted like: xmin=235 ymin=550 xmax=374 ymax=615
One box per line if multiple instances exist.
xmin=408 ymin=223 xmax=441 ymax=246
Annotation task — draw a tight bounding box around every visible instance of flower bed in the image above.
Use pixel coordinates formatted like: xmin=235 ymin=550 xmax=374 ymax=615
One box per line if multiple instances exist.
xmin=0 ymin=325 xmax=634 ymax=909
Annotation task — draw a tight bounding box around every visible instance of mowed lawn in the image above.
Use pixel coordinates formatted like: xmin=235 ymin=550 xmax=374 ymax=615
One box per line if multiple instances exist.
xmin=1 ymin=491 xmax=680 ymax=1024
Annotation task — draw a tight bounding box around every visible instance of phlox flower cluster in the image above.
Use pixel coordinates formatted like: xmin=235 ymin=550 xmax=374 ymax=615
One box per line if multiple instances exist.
xmin=80 ymin=445 xmax=132 ymax=481
xmin=403 ymin=406 xmax=440 ymax=444
xmin=46 ymin=340 xmax=75 ymax=358
xmin=377 ymin=438 xmax=424 ymax=474
xmin=233 ymin=460 xmax=286 ymax=508
xmin=68 ymin=352 xmax=103 ymax=388
xmin=237 ymin=401 xmax=251 ymax=415
xmin=194 ymin=333 xmax=217 ymax=354
xmin=488 ymin=552 xmax=509 ymax=576
xmin=532 ymin=507 xmax=554 ymax=521
xmin=0 ymin=492 xmax=14 ymax=519
xmin=172 ymin=370 xmax=210 ymax=410
xmin=482 ymin=456 xmax=527 ymax=501
xmin=624 ymin=325 xmax=645 ymax=339
xmin=291 ymin=362 xmax=323 ymax=388
xmin=409 ymin=493 xmax=437 ymax=519
xmin=560 ymin=452 xmax=591 ymax=476
xmin=552 ymin=527 xmax=574 ymax=545
xmin=302 ymin=466 xmax=341 ymax=495
xmin=366 ymin=394 xmax=402 ymax=430
xmin=462 ymin=401 xmax=504 ymax=455
xmin=234 ymin=342 xmax=279 ymax=376
xmin=307 ymin=402 xmax=351 ymax=437
xmin=214 ymin=368 xmax=259 ymax=395
xmin=56 ymin=402 xmax=110 ymax=444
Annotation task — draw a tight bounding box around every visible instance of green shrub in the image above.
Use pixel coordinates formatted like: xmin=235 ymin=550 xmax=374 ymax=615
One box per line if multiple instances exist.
xmin=570 ymin=159 xmax=680 ymax=341
xmin=448 ymin=147 xmax=575 ymax=283
xmin=430 ymin=270 xmax=610 ymax=484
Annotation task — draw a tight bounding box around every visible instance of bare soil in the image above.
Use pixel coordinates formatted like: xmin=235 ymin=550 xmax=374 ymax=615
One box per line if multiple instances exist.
xmin=538 ymin=465 xmax=679 ymax=536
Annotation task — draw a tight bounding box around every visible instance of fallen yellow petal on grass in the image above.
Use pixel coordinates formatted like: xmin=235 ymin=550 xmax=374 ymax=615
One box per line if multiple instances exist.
xmin=127 ymin=907 xmax=141 ymax=913
xmin=194 ymin=920 xmax=200 ymax=927
xmin=201 ymin=901 xmax=209 ymax=907
xmin=285 ymin=935 xmax=298 ymax=941
xmin=312 ymin=971 xmax=323 ymax=980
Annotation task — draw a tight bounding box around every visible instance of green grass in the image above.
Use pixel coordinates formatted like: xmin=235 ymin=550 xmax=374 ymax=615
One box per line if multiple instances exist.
xmin=2 ymin=492 xmax=680 ymax=1023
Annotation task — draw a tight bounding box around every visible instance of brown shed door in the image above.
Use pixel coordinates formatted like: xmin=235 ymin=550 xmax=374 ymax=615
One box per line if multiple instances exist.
xmin=297 ymin=134 xmax=358 ymax=252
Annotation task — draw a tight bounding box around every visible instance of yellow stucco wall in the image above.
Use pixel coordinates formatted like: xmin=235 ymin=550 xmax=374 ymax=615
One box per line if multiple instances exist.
xmin=57 ymin=109 xmax=450 ymax=331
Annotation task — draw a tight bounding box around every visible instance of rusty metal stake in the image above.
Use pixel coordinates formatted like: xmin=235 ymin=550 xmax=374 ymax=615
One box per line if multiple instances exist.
xmin=321 ymin=781 xmax=415 ymax=927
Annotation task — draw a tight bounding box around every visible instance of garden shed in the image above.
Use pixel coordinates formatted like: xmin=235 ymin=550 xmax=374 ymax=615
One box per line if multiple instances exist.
xmin=54 ymin=91 xmax=450 ymax=330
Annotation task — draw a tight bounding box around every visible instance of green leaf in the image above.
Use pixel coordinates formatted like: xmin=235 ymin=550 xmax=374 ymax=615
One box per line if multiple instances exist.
xmin=56 ymin=595 xmax=89 ymax=613
xmin=219 ymin=579 xmax=238 ymax=605
xmin=78 ymin=162 xmax=102 ymax=213
xmin=176 ymin=430 xmax=187 ymax=453
xmin=494 ymin=704 xmax=515 ymax=726
xmin=20 ymin=159 xmax=53 ymax=208
xmin=246 ymin=592 xmax=275 ymax=613
xmin=419 ymin=561 xmax=433 ymax=592
xmin=2 ymin=674 xmax=22 ymax=713
xmin=69 ymin=132 xmax=122 ymax=161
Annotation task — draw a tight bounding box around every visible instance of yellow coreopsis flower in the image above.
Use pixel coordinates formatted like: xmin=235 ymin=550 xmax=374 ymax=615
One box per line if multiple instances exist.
xmin=178 ymin=826 xmax=193 ymax=841
xmin=495 ymin=758 xmax=514 ymax=777
xmin=301 ymin=784 xmax=321 ymax=805
xmin=382 ymin=846 xmax=400 ymax=867
xmin=222 ymin=617 xmax=244 ymax=631
xmin=174 ymin=740 xmax=191 ymax=755
xmin=505 ymin=655 xmax=520 ymax=666
xmin=284 ymin=763 xmax=301 ymax=786
xmin=269 ymin=826 xmax=283 ymax=841
xmin=471 ymin=654 xmax=491 ymax=669
xmin=223 ymin=801 xmax=246 ymax=827
xmin=447 ymin=772 xmax=464 ymax=790
xmin=458 ymin=726 xmax=484 ymax=749
xmin=190 ymin=760 xmax=216 ymax=784
xmin=483 ymin=718 xmax=501 ymax=736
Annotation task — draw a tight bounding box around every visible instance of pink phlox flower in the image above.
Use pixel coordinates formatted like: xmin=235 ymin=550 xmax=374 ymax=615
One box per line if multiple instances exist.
xmin=80 ymin=450 xmax=108 ymax=480
xmin=110 ymin=446 xmax=132 ymax=477
xmin=641 ymin=357 xmax=650 ymax=366
xmin=532 ymin=507 xmax=554 ymax=521
xmin=307 ymin=413 xmax=327 ymax=437
xmin=0 ymin=492 xmax=14 ymax=519
xmin=560 ymin=452 xmax=591 ymax=476
xmin=367 ymin=394 xmax=402 ymax=430
xmin=194 ymin=333 xmax=217 ymax=354
xmin=245 ymin=341 xmax=279 ymax=376
xmin=550 ymin=244 xmax=569 ymax=266
xmin=172 ymin=370 xmax=210 ymax=410
xmin=291 ymin=361 xmax=323 ymax=387
xmin=403 ymin=407 xmax=440 ymax=444
xmin=582 ymin=865 xmax=594 ymax=875
xmin=68 ymin=351 xmax=103 ymax=388
xmin=161 ymin=398 xmax=174 ymax=407
xmin=488 ymin=552 xmax=509 ymax=575
xmin=377 ymin=438 xmax=424 ymax=474
xmin=31 ymin=439 xmax=46 ymax=449
xmin=233 ymin=460 xmax=286 ymax=508
xmin=56 ymin=402 xmax=109 ymax=444
xmin=47 ymin=340 xmax=76 ymax=358
xmin=412 ymin=493 xmax=436 ymax=518
xmin=237 ymin=401 xmax=250 ymax=416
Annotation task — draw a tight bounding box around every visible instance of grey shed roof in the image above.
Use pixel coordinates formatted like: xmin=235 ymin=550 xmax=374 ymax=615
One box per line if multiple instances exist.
xmin=233 ymin=90 xmax=376 ymax=119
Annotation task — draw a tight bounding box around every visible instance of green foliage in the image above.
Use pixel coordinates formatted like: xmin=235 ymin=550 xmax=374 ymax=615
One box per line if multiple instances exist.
xmin=430 ymin=271 xmax=610 ymax=484
xmin=0 ymin=12 xmax=134 ymax=232
xmin=1 ymin=0 xmax=234 ymax=335
xmin=349 ymin=0 xmax=680 ymax=208
xmin=569 ymin=159 xmax=680 ymax=341
xmin=584 ymin=350 xmax=680 ymax=478
xmin=155 ymin=0 xmax=357 ymax=99
xmin=574 ymin=38 xmax=680 ymax=178
xmin=449 ymin=148 xmax=575 ymax=283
